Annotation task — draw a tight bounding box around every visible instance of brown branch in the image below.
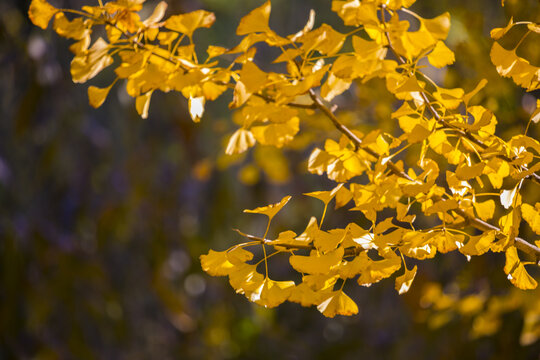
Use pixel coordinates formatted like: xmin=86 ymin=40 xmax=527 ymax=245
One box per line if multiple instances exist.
xmin=233 ymin=229 xmax=364 ymax=256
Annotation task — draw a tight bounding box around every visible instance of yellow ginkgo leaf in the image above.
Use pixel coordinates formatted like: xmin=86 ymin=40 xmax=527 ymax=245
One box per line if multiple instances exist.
xmin=395 ymin=265 xmax=417 ymax=295
xmin=136 ymin=91 xmax=153 ymax=119
xmin=239 ymin=61 xmax=267 ymax=94
xmin=504 ymin=246 xmax=537 ymax=290
xmin=317 ymin=290 xmax=359 ymax=318
xmin=236 ymin=0 xmax=271 ymax=35
xmin=28 ymin=0 xmax=58 ymax=29
xmin=357 ymin=253 xmax=401 ymax=286
xmin=304 ymin=183 xmax=344 ymax=206
xmin=313 ymin=229 xmax=347 ymax=253
xmin=200 ymin=249 xmax=235 ymax=276
xmin=289 ymin=247 xmax=344 ymax=275
xmin=244 ymin=195 xmax=292 ymax=220
xmin=433 ymin=87 xmax=464 ymax=109
xmin=289 ymin=282 xmax=326 ymax=307
xmin=433 ymin=231 xmax=464 ymax=253
xmin=70 ymin=38 xmax=113 ymax=83
xmin=490 ymin=17 xmax=513 ymax=40
xmin=321 ymin=73 xmax=351 ymax=101
xmin=473 ymin=199 xmax=495 ymax=221
xmin=229 ymin=263 xmax=265 ymax=295
xmin=225 ymin=128 xmax=256 ymax=155
xmin=227 ymin=247 xmax=254 ymax=265
xmin=251 ymin=116 xmax=300 ymax=148
xmin=337 ymin=251 xmax=370 ymax=278
xmin=53 ymin=12 xmax=87 ymax=40
xmin=249 ymin=278 xmax=295 ymax=308
xmin=165 ymin=10 xmax=216 ymax=36
xmin=206 ymin=45 xmax=228 ymax=59
xmin=459 ymin=231 xmax=495 ymax=257
xmin=521 ymin=203 xmax=540 ymax=235
xmin=428 ymin=41 xmax=455 ymax=68
xmin=88 ymin=84 xmax=113 ymax=108
xmin=421 ymin=12 xmax=451 ymax=41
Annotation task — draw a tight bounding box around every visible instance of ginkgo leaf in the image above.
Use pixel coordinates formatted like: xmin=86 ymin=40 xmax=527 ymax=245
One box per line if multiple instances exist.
xmin=229 ymin=263 xmax=265 ymax=295
xmin=244 ymin=195 xmax=292 ymax=220
xmin=357 ymin=253 xmax=401 ymax=286
xmin=490 ymin=17 xmax=513 ymax=40
xmin=70 ymin=38 xmax=113 ymax=83
xmin=317 ymin=290 xmax=359 ymax=318
xmin=428 ymin=41 xmax=455 ymax=68
xmin=206 ymin=45 xmax=228 ymax=59
xmin=463 ymin=79 xmax=488 ymax=106
xmin=200 ymin=249 xmax=235 ymax=276
xmin=493 ymin=209 xmax=521 ymax=252
xmin=313 ymin=229 xmax=347 ymax=253
xmin=143 ymin=1 xmax=168 ymax=27
xmin=189 ymin=96 xmax=205 ymax=122
xmin=408 ymin=124 xmax=431 ymax=143
xmin=504 ymin=247 xmax=537 ymax=290
xmin=239 ymin=61 xmax=267 ymax=94
xmin=321 ymin=73 xmax=351 ymax=101
xmin=303 ymin=273 xmax=339 ymax=291
xmin=459 ymin=231 xmax=495 ymax=257
xmin=88 ymin=84 xmax=113 ymax=108
xmin=136 ymin=91 xmax=153 ymax=119
xmin=28 ymin=0 xmax=58 ymax=29
xmin=227 ymin=247 xmax=254 ymax=265
xmin=225 ymin=128 xmax=256 ymax=155
xmin=251 ymin=116 xmax=300 ymax=148
xmin=249 ymin=278 xmax=295 ymax=308
xmin=521 ymin=203 xmax=540 ymax=234
xmin=337 ymin=251 xmax=370 ymax=278
xmin=236 ymin=0 xmax=271 ymax=35
xmin=332 ymin=0 xmax=379 ymax=27
xmin=304 ymin=183 xmax=344 ymax=206
xmin=433 ymin=87 xmax=464 ymax=109
xmin=395 ymin=265 xmax=417 ymax=295
xmin=432 ymin=231 xmax=464 ymax=253
xmin=500 ymin=187 xmax=518 ymax=209
xmin=53 ymin=12 xmax=87 ymax=40
xmin=289 ymin=282 xmax=326 ymax=307
xmin=491 ymin=42 xmax=540 ymax=91
xmin=474 ymin=199 xmax=495 ymax=221
xmin=289 ymin=247 xmax=344 ymax=275
xmin=165 ymin=10 xmax=216 ymax=35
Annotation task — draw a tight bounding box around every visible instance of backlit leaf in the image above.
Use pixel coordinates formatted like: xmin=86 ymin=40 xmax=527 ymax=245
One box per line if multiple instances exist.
xmin=28 ymin=0 xmax=58 ymax=29
xmin=504 ymin=247 xmax=537 ymax=290
xmin=237 ymin=0 xmax=271 ymax=35
xmin=244 ymin=195 xmax=292 ymax=220
xmin=317 ymin=291 xmax=359 ymax=318
xmin=395 ymin=265 xmax=417 ymax=295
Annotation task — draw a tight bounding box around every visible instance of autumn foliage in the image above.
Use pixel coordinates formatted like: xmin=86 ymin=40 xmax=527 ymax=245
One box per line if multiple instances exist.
xmin=29 ymin=0 xmax=540 ymax=325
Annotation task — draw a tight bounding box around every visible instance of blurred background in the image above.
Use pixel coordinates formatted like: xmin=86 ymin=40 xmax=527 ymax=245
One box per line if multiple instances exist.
xmin=1 ymin=0 xmax=540 ymax=359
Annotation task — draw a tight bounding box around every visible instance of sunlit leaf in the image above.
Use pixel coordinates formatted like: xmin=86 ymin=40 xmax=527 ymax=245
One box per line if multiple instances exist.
xmin=28 ymin=0 xmax=58 ymax=29
xmin=244 ymin=195 xmax=292 ymax=220
xmin=237 ymin=0 xmax=271 ymax=35
xmin=504 ymin=246 xmax=537 ymax=290
xmin=317 ymin=290 xmax=359 ymax=318
xmin=395 ymin=265 xmax=417 ymax=295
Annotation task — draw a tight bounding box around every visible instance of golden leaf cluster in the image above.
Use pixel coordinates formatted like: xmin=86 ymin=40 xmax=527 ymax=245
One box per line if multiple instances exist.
xmin=29 ymin=0 xmax=540 ymax=318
